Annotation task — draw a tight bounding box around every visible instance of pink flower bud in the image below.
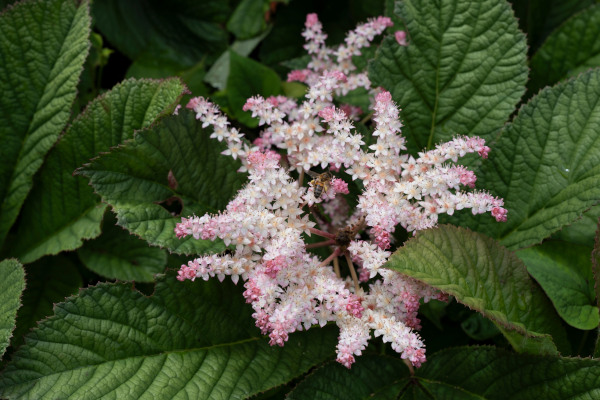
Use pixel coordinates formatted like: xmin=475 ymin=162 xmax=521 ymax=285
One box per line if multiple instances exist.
xmin=395 ymin=30 xmax=408 ymax=46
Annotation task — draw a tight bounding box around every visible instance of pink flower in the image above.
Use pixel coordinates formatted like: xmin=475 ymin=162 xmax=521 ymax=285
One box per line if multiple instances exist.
xmin=287 ymin=69 xmax=310 ymax=82
xmin=176 ymin=15 xmax=507 ymax=371
xmin=395 ymin=30 xmax=408 ymax=46
xmin=305 ymin=13 xmax=319 ymax=28
xmin=331 ymin=178 xmax=349 ymax=194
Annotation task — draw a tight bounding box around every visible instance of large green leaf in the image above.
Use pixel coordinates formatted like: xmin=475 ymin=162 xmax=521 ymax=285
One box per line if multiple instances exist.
xmin=553 ymin=205 xmax=600 ymax=247
xmin=517 ymin=241 xmax=598 ymax=330
xmin=369 ymin=0 xmax=527 ymax=153
xmin=0 ymin=273 xmax=337 ymax=399
xmin=386 ymin=225 xmax=568 ymax=355
xmin=288 ymin=348 xmax=600 ymax=399
xmin=92 ymin=0 xmax=229 ymax=67
xmin=0 ymin=259 xmax=25 ymax=359
xmin=77 ymin=212 xmax=167 ymax=282
xmin=509 ymin=0 xmax=597 ymax=54
xmin=454 ymin=68 xmax=600 ymax=250
xmin=592 ymin=218 xmax=600 ymax=358
xmin=288 ymin=355 xmax=409 ymax=400
xmin=529 ymin=4 xmax=600 ymax=95
xmin=12 ymin=78 xmax=185 ymax=264
xmin=77 ymin=111 xmax=247 ymax=255
xmin=415 ymin=347 xmax=600 ymax=399
xmin=0 ymin=0 xmax=90 ymax=246
xmin=11 ymin=256 xmax=82 ymax=351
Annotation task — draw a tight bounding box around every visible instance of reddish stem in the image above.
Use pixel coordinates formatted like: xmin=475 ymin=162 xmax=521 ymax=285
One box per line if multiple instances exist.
xmin=309 ymin=227 xmax=336 ymax=240
xmin=344 ymin=253 xmax=360 ymax=294
xmin=333 ymin=256 xmax=341 ymax=278
xmin=317 ymin=248 xmax=341 ymax=269
xmin=305 ymin=239 xmax=336 ymax=249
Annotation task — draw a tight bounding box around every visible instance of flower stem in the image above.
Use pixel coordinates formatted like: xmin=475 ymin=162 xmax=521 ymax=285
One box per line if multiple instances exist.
xmin=345 ymin=253 xmax=360 ymax=294
xmin=298 ymin=170 xmax=304 ymax=187
xmin=333 ymin=256 xmax=341 ymax=278
xmin=305 ymin=239 xmax=336 ymax=249
xmin=317 ymin=248 xmax=341 ymax=269
xmin=403 ymin=358 xmax=415 ymax=376
xmin=309 ymin=227 xmax=336 ymax=240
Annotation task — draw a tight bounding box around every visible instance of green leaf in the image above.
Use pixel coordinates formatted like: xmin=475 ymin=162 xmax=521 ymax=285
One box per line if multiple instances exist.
xmin=12 ymin=78 xmax=185 ymax=264
xmin=386 ymin=225 xmax=568 ymax=355
xmin=0 ymin=0 xmax=91 ymax=246
xmin=517 ymin=241 xmax=598 ymax=330
xmin=227 ymin=0 xmax=270 ymax=40
xmin=0 ymin=273 xmax=337 ymax=399
xmin=454 ymin=68 xmax=600 ymax=250
xmin=77 ymin=111 xmax=247 ymax=255
xmin=0 ymin=259 xmax=25 ymax=359
xmin=11 ymin=256 xmax=81 ymax=351
xmin=593 ymin=219 xmax=600 ymax=357
xmin=510 ymin=0 xmax=597 ymax=53
xmin=288 ymin=348 xmax=600 ymax=399
xmin=369 ymin=0 xmax=527 ymax=153
xmin=78 ymin=212 xmax=167 ymax=282
xmin=417 ymin=346 xmax=600 ymax=399
xmin=529 ymin=4 xmax=600 ymax=95
xmin=461 ymin=312 xmax=500 ymax=341
xmin=553 ymin=205 xmax=600 ymax=247
xmin=92 ymin=0 xmax=229 ymax=67
xmin=227 ymin=51 xmax=282 ymax=126
xmin=126 ymin=60 xmax=210 ymax=100
xmin=204 ymin=29 xmax=272 ymax=91
xmin=288 ymin=355 xmax=409 ymax=400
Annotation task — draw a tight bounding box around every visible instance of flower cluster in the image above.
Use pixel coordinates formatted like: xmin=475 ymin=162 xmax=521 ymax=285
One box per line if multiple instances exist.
xmin=287 ymin=13 xmax=392 ymax=97
xmin=176 ymin=14 xmax=506 ymax=369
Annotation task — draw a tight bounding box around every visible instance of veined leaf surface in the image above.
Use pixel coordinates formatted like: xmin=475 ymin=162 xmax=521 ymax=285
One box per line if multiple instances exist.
xmin=0 ymin=0 xmax=90 ymax=246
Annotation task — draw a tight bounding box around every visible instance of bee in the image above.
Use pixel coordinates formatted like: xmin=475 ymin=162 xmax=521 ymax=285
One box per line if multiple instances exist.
xmin=307 ymin=170 xmax=333 ymax=199
xmin=335 ymin=216 xmax=366 ymax=248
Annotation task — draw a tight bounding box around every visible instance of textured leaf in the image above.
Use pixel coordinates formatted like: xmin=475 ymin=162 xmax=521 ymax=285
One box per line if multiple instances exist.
xmin=78 ymin=213 xmax=167 ymax=282
xmin=288 ymin=348 xmax=600 ymax=399
xmin=510 ymin=0 xmax=597 ymax=53
xmin=0 ymin=273 xmax=337 ymax=399
xmin=288 ymin=355 xmax=409 ymax=400
xmin=12 ymin=78 xmax=185 ymax=263
xmin=592 ymin=218 xmax=600 ymax=358
xmin=0 ymin=259 xmax=25 ymax=359
xmin=386 ymin=225 xmax=568 ymax=355
xmin=92 ymin=0 xmax=228 ymax=67
xmin=454 ymin=68 xmax=600 ymax=250
xmin=529 ymin=4 xmax=600 ymax=95
xmin=417 ymin=347 xmax=600 ymax=400
xmin=77 ymin=111 xmax=247 ymax=255
xmin=369 ymin=0 xmax=527 ymax=153
xmin=11 ymin=256 xmax=81 ymax=350
xmin=228 ymin=51 xmax=282 ymax=126
xmin=517 ymin=241 xmax=598 ymax=330
xmin=0 ymin=0 xmax=90 ymax=246
xmin=553 ymin=205 xmax=600 ymax=247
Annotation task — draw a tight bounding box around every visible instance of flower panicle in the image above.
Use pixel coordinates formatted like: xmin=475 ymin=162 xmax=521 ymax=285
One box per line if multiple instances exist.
xmin=176 ymin=13 xmax=508 ymax=370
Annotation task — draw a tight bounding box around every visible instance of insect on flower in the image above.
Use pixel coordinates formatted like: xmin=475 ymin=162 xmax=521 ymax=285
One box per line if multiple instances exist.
xmin=307 ymin=170 xmax=333 ymax=198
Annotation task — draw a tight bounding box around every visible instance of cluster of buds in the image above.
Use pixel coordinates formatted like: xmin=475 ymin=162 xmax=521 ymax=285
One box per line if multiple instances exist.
xmin=176 ymin=13 xmax=506 ymax=369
